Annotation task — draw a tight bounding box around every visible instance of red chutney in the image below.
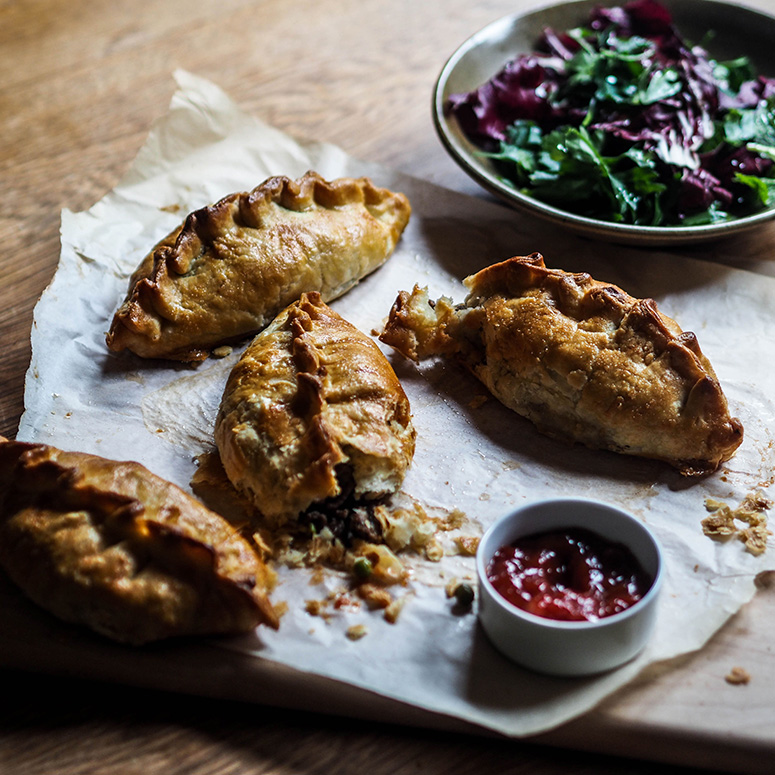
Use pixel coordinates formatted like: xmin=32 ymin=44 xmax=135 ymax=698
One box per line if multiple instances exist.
xmin=486 ymin=527 xmax=652 ymax=622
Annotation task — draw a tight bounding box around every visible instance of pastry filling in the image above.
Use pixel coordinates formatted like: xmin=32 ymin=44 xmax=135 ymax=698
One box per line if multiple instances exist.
xmin=297 ymin=464 xmax=386 ymax=547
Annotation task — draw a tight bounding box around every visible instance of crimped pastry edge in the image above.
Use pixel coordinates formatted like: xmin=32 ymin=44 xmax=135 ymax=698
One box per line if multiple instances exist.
xmin=380 ymin=253 xmax=743 ymax=476
xmin=106 ymin=170 xmax=411 ymax=362
xmin=465 ymin=253 xmax=721 ymax=391
xmin=0 ymin=437 xmax=279 ymax=644
xmin=215 ymin=292 xmax=416 ymax=525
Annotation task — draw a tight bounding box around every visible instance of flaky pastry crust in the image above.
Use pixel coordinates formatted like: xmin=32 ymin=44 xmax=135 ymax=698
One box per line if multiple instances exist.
xmin=380 ymin=253 xmax=743 ymax=476
xmin=106 ymin=171 xmax=411 ymax=362
xmin=0 ymin=438 xmax=279 ymax=644
xmin=215 ymin=292 xmax=416 ymax=525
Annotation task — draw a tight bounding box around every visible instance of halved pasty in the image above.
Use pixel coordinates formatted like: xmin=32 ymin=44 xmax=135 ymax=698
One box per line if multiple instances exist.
xmin=380 ymin=253 xmax=743 ymax=476
xmin=106 ymin=171 xmax=411 ymax=362
xmin=0 ymin=438 xmax=279 ymax=644
xmin=215 ymin=292 xmax=416 ymax=526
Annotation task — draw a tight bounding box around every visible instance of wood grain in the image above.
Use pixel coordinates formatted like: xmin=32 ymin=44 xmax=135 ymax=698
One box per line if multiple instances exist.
xmin=1 ymin=666 xmax=710 ymax=775
xmin=2 ymin=0 xmax=775 ymax=773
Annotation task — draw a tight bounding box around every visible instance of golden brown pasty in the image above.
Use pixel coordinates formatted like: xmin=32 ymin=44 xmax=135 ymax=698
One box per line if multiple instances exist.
xmin=215 ymin=292 xmax=416 ymax=526
xmin=380 ymin=253 xmax=743 ymax=476
xmin=106 ymin=171 xmax=411 ymax=362
xmin=0 ymin=438 xmax=279 ymax=644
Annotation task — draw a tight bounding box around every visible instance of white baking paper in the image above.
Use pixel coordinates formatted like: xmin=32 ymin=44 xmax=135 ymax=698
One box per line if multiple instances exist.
xmin=17 ymin=70 xmax=775 ymax=736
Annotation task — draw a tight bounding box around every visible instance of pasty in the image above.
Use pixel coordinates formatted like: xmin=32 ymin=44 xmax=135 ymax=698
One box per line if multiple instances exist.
xmin=0 ymin=438 xmax=279 ymax=644
xmin=380 ymin=253 xmax=743 ymax=475
xmin=215 ymin=292 xmax=416 ymax=526
xmin=106 ymin=171 xmax=411 ymax=362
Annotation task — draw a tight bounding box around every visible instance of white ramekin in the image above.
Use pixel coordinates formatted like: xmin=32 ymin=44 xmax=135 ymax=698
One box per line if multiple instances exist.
xmin=476 ymin=498 xmax=663 ymax=676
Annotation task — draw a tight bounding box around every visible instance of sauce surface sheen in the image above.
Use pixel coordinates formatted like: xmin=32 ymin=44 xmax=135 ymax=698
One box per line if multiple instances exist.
xmin=486 ymin=527 xmax=651 ymax=621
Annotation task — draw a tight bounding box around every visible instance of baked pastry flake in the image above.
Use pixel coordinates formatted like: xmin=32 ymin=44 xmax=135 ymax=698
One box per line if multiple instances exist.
xmin=106 ymin=171 xmax=411 ymax=362
xmin=380 ymin=253 xmax=743 ymax=475
xmin=0 ymin=438 xmax=279 ymax=644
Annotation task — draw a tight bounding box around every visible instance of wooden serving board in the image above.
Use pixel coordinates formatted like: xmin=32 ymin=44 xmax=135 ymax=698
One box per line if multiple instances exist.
xmin=3 ymin=0 xmax=775 ymax=772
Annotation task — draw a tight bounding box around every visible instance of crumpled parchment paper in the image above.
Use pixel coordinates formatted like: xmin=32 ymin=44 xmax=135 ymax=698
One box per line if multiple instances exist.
xmin=17 ymin=70 xmax=775 ymax=736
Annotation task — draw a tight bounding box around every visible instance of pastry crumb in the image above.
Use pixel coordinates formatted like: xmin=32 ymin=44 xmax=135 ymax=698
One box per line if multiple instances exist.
xmin=305 ymin=599 xmax=324 ymax=616
xmin=739 ymin=525 xmax=770 ymax=556
xmin=252 ymin=530 xmax=274 ymax=560
xmin=384 ymin=595 xmax=407 ymax=624
xmin=357 ymin=583 xmax=392 ymax=610
xmin=701 ymin=506 xmax=737 ymax=536
xmin=468 ymin=395 xmax=489 ymax=409
xmin=702 ymin=492 xmax=771 ymax=555
xmin=438 ymin=508 xmax=467 ymax=531
xmin=425 ymin=537 xmax=444 ymax=562
xmin=704 ymin=497 xmax=727 ymax=512
xmin=332 ymin=592 xmax=360 ymax=612
xmin=212 ymin=345 xmax=233 ymax=358
xmin=346 ymin=624 xmax=368 ymax=640
xmin=309 ymin=564 xmax=326 ymax=585
xmin=742 ymin=491 xmax=773 ymax=512
xmin=453 ymin=535 xmax=480 ymax=556
xmin=724 ymin=666 xmax=751 ymax=685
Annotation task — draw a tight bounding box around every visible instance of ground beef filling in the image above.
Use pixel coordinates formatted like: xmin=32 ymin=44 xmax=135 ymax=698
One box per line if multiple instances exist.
xmin=297 ymin=465 xmax=385 ymax=547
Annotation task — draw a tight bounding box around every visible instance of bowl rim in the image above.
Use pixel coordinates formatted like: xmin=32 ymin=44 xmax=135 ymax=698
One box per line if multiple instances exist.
xmin=433 ymin=0 xmax=775 ymax=244
xmin=475 ymin=497 xmax=664 ymax=631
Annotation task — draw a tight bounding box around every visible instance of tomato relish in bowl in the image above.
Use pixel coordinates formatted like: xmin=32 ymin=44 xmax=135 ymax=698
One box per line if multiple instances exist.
xmin=486 ymin=526 xmax=652 ymax=622
xmin=475 ymin=499 xmax=663 ymax=676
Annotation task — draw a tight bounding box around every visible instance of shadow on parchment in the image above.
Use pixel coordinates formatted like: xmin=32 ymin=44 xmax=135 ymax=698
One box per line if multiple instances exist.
xmin=413 ymin=212 xmax=739 ymax=306
xmin=461 ymin=621 xmax=602 ymax=712
xmin=387 ymin=352 xmax=699 ymax=497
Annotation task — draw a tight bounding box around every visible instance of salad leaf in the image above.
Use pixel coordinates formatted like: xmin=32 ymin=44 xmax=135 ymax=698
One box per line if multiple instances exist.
xmin=736 ymin=172 xmax=775 ymax=206
xmin=723 ymin=99 xmax=775 ymax=145
xmin=489 ymin=123 xmax=666 ymax=224
xmin=713 ymin=57 xmax=755 ymax=95
xmin=639 ymin=67 xmax=681 ymax=104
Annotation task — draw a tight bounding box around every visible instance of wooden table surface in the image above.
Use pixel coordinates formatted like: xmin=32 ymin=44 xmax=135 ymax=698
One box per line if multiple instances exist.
xmin=3 ymin=1 xmax=775 ymax=773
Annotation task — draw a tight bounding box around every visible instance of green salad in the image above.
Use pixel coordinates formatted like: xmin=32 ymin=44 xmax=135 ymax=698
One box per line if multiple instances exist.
xmin=447 ymin=0 xmax=775 ymax=226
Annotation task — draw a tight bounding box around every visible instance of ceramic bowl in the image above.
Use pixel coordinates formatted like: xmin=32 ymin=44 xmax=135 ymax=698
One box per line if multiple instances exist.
xmin=433 ymin=0 xmax=775 ymax=245
xmin=475 ymin=498 xmax=663 ymax=676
